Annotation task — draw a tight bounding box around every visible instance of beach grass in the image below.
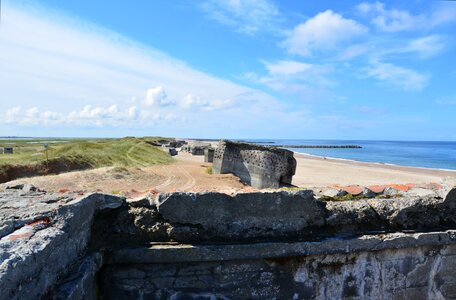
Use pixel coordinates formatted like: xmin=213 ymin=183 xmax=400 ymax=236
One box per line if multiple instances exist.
xmin=0 ymin=137 xmax=174 ymax=182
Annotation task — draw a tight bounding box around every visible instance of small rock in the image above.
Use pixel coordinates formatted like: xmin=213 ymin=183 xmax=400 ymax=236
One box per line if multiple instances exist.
xmin=22 ymin=184 xmax=37 ymax=193
xmin=322 ymin=188 xmax=348 ymax=198
xmin=363 ymin=188 xmax=377 ymax=198
xmin=384 ymin=187 xmax=399 ymax=197
xmin=407 ymin=188 xmax=436 ymax=198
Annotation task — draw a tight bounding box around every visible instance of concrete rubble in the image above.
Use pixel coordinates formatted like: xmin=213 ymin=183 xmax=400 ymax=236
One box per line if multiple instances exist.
xmin=1 ymin=183 xmax=456 ymax=299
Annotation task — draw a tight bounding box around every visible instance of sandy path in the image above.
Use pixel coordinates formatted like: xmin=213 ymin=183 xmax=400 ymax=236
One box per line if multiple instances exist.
xmin=0 ymin=153 xmax=245 ymax=195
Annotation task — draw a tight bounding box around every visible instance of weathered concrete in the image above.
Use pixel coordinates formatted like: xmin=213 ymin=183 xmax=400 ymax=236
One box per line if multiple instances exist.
xmin=2 ymin=185 xmax=456 ymax=299
xmin=0 ymin=186 xmax=124 ymax=300
xmin=101 ymin=231 xmax=456 ymax=299
xmin=204 ymin=148 xmax=214 ymax=162
xmin=155 ymin=190 xmax=325 ymax=241
xmin=212 ymin=140 xmax=297 ymax=189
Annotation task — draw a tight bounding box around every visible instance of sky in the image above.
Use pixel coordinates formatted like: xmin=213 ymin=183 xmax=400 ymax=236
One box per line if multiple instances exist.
xmin=0 ymin=0 xmax=455 ymax=140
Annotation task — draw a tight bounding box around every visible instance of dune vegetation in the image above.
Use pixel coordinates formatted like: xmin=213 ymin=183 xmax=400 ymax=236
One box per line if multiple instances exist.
xmin=0 ymin=137 xmax=174 ymax=183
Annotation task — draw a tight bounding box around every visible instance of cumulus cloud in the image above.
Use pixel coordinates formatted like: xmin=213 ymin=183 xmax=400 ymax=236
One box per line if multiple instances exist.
xmin=143 ymin=86 xmax=174 ymax=107
xmin=283 ymin=10 xmax=368 ymax=56
xmin=0 ymin=104 xmax=186 ymax=127
xmin=364 ymin=60 xmax=429 ymax=91
xmin=201 ymin=0 xmax=280 ymax=35
xmin=0 ymin=2 xmax=291 ymax=136
xmin=356 ymin=1 xmax=456 ymax=32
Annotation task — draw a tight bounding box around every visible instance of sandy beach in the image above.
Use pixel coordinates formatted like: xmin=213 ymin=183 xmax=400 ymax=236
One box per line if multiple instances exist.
xmin=292 ymin=152 xmax=456 ymax=187
xmin=3 ymin=150 xmax=455 ymax=194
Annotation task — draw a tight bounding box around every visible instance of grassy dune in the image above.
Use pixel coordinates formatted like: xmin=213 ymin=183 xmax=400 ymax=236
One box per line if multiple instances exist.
xmin=0 ymin=137 xmax=173 ymax=183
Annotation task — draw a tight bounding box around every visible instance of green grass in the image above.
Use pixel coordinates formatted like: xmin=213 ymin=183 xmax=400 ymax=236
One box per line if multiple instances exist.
xmin=0 ymin=137 xmax=174 ymax=182
xmin=206 ymin=166 xmax=213 ymax=175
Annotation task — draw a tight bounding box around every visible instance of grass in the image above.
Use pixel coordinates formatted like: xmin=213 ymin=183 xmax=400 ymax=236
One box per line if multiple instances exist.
xmin=206 ymin=166 xmax=213 ymax=175
xmin=0 ymin=137 xmax=174 ymax=182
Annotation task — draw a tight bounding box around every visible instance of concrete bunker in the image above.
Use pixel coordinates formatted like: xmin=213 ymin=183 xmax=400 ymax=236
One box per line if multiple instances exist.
xmin=2 ymin=184 xmax=456 ymax=299
xmin=212 ymin=140 xmax=297 ymax=189
xmin=2 ymin=147 xmax=13 ymax=154
xmin=204 ymin=148 xmax=214 ymax=162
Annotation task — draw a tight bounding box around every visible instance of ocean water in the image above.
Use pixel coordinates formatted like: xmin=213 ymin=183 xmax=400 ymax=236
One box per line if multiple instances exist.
xmin=246 ymin=139 xmax=456 ymax=171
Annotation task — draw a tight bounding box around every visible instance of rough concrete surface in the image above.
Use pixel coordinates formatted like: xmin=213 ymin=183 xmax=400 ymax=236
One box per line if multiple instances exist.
xmin=2 ymin=184 xmax=456 ymax=299
xmin=212 ymin=140 xmax=297 ymax=188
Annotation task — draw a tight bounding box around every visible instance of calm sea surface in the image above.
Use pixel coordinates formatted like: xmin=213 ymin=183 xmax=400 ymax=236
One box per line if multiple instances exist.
xmin=246 ymin=140 xmax=456 ymax=171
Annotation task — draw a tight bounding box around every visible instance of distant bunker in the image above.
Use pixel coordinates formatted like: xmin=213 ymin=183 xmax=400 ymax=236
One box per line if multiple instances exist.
xmin=212 ymin=140 xmax=297 ymax=189
xmin=2 ymin=147 xmax=13 ymax=154
xmin=182 ymin=142 xmax=212 ymax=156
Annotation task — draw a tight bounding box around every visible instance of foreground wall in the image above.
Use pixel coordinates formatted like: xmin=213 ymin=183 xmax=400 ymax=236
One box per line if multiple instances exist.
xmin=100 ymin=233 xmax=456 ymax=299
xmin=1 ymin=184 xmax=456 ymax=299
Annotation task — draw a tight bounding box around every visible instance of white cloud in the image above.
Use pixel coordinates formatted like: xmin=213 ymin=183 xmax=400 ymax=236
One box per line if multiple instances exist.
xmin=0 ymin=2 xmax=293 ymax=136
xmin=179 ymin=94 xmax=208 ymax=109
xmin=245 ymin=60 xmax=334 ymax=93
xmin=263 ymin=60 xmax=313 ymax=75
xmin=201 ymin=0 xmax=280 ymax=35
xmin=144 ymin=86 xmax=174 ymax=107
xmin=178 ymin=94 xmax=234 ymax=111
xmin=405 ymin=35 xmax=445 ymax=59
xmin=283 ymin=10 xmax=368 ymax=56
xmin=356 ymin=2 xmax=456 ymax=32
xmin=364 ymin=60 xmax=429 ymax=91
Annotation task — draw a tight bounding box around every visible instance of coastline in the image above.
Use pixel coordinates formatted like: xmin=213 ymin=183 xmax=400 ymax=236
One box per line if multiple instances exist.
xmin=292 ymin=152 xmax=456 ymax=187
xmin=293 ymin=151 xmax=456 ymax=173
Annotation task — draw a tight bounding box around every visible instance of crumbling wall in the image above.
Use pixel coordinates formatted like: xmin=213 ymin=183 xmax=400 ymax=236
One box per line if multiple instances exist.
xmin=212 ymin=140 xmax=297 ymax=188
xmin=2 ymin=185 xmax=456 ymax=299
xmin=99 ymin=232 xmax=456 ymax=299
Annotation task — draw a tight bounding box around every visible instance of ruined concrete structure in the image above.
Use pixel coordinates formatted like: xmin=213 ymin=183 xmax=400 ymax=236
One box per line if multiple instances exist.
xmin=212 ymin=140 xmax=297 ymax=188
xmin=204 ymin=148 xmax=214 ymax=162
xmin=2 ymin=147 xmax=13 ymax=154
xmin=181 ymin=141 xmax=211 ymax=156
xmin=2 ymin=184 xmax=456 ymax=299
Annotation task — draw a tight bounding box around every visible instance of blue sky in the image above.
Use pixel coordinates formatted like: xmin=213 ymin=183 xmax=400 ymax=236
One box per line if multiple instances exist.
xmin=0 ymin=0 xmax=455 ymax=140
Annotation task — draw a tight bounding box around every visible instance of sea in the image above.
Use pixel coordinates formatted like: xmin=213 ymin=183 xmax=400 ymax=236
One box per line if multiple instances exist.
xmin=245 ymin=139 xmax=456 ymax=171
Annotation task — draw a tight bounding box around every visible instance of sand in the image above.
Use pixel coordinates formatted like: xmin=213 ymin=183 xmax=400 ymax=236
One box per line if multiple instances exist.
xmin=2 ymin=151 xmax=455 ymax=195
xmin=292 ymin=153 xmax=456 ymax=187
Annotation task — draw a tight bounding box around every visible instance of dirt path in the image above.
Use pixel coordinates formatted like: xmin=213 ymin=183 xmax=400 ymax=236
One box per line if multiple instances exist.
xmin=0 ymin=153 xmax=246 ymax=195
xmin=126 ymin=143 xmax=147 ymax=167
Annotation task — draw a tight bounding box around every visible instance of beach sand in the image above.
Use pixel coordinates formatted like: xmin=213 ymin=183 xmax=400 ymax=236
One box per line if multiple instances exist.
xmin=292 ymin=153 xmax=456 ymax=187
xmin=2 ymin=151 xmax=455 ymax=195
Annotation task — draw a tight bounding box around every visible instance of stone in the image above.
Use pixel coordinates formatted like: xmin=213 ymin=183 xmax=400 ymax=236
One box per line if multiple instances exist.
xmin=363 ymin=187 xmax=377 ymax=198
xmin=321 ymin=188 xmax=348 ymax=198
xmin=407 ymin=187 xmax=437 ymax=198
xmin=156 ymin=190 xmax=324 ymax=240
xmin=2 ymin=186 xmax=456 ymax=299
xmin=384 ymin=187 xmax=399 ymax=196
xmin=212 ymin=140 xmax=297 ymax=189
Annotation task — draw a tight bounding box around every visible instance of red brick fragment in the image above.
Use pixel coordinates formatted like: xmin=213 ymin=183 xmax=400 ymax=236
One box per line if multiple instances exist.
xmin=342 ymin=185 xmax=363 ymax=195
xmin=368 ymin=185 xmax=386 ymax=194
xmin=388 ymin=184 xmax=412 ymax=192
